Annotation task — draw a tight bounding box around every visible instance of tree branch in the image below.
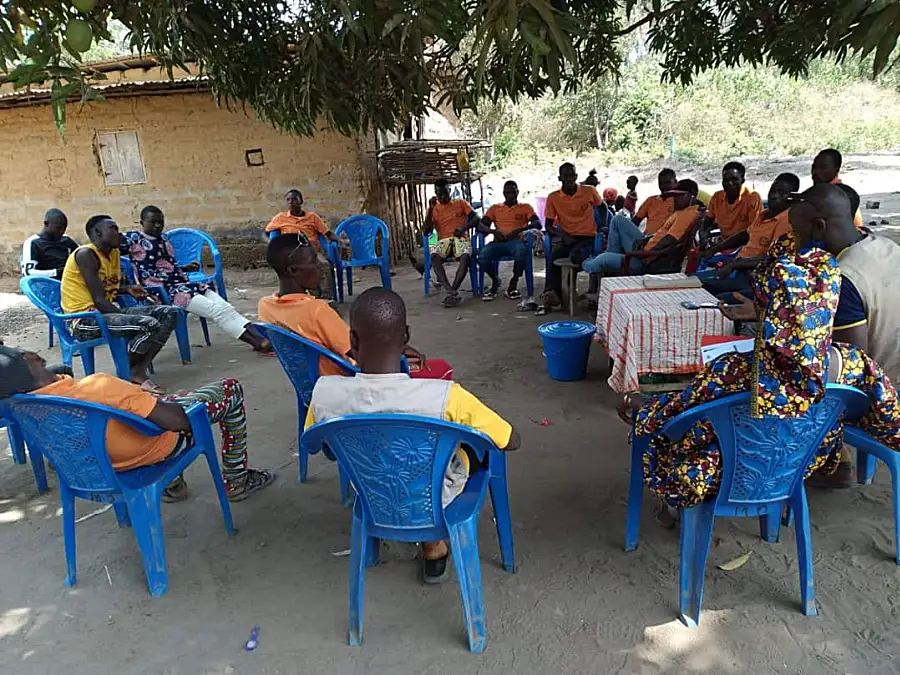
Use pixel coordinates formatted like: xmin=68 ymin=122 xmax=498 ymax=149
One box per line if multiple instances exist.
xmin=614 ymin=13 xmax=656 ymax=37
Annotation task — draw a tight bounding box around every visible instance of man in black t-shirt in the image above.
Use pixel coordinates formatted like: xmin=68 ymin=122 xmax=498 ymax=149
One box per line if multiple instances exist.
xmin=21 ymin=209 xmax=78 ymax=279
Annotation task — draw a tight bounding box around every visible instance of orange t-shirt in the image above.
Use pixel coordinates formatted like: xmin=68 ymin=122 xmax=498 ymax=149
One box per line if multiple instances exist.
xmin=265 ymin=211 xmax=330 ymax=248
xmin=545 ymin=185 xmax=602 ymax=237
xmin=33 ymin=374 xmax=178 ymax=471
xmin=430 ymin=199 xmax=473 ymax=240
xmin=738 ymin=209 xmax=791 ymax=259
xmin=830 ymin=177 xmax=865 ymax=229
xmin=708 ymin=187 xmax=763 ymax=238
xmin=258 ymin=292 xmax=354 ymax=376
xmin=634 ymin=195 xmax=675 ymax=235
xmin=484 ymin=202 xmax=537 ymax=236
xmin=647 ymin=206 xmax=701 ymax=250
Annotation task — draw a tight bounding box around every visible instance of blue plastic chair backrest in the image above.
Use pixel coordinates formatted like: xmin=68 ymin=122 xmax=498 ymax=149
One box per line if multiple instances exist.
xmin=659 ymin=385 xmax=867 ymax=508
xmin=165 ymin=229 xmax=220 ymax=267
xmin=5 ymin=394 xmax=164 ymax=497
xmin=120 ymin=257 xmax=138 ymax=285
xmin=334 ymin=215 xmax=389 ymax=262
xmin=301 ymin=414 xmax=496 ymax=529
xmin=255 ymin=323 xmax=357 ymax=408
xmin=20 ymin=276 xmax=63 ymax=317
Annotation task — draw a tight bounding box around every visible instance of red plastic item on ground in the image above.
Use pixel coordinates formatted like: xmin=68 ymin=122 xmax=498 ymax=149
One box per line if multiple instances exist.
xmin=408 ymin=358 xmax=454 ymax=381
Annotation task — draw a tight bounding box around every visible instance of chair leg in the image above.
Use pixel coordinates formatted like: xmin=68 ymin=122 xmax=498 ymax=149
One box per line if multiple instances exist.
xmin=365 ymin=535 xmax=381 ymax=568
xmin=113 ymin=502 xmax=132 ymax=528
xmin=678 ymin=502 xmax=715 ymax=628
xmin=6 ymin=423 xmax=26 ymax=465
xmin=123 ymin=487 xmax=170 ymax=597
xmin=203 ymin=447 xmax=235 ymax=535
xmin=759 ymin=503 xmax=781 ymax=544
xmin=348 ymin=513 xmax=367 ymax=647
xmin=29 ymin=448 xmax=48 ymax=494
xmin=335 ymin=263 xmax=345 ymax=304
xmin=215 ymin=273 xmax=228 ymax=301
xmin=109 ymin=339 xmax=132 ymax=381
xmin=448 ymin=515 xmax=488 ymax=653
xmin=791 ymin=488 xmax=817 ymax=616
xmin=346 ymin=267 xmax=353 ymax=297
xmin=889 ymin=461 xmax=900 ymax=565
xmin=48 ymin=321 xmax=54 ymax=349
xmin=174 ymin=310 xmax=192 ymax=364
xmin=299 ymin=441 xmax=309 ymax=483
xmin=60 ymin=485 xmax=77 ymax=587
xmin=525 ymin=256 xmax=535 ymax=298
xmin=81 ymin=347 xmax=96 ymax=376
xmin=568 ymin=270 xmax=576 ymax=317
xmin=625 ymin=438 xmax=646 ymax=552
xmin=339 ymin=464 xmax=353 ymax=507
xmin=424 ymin=253 xmax=431 ymax=296
xmin=200 ymin=317 xmax=212 ymax=346
xmin=488 ymin=453 xmax=516 ymax=573
xmin=857 ymin=449 xmax=877 ymax=485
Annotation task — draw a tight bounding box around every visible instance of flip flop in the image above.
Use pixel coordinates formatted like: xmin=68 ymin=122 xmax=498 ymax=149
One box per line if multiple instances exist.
xmin=505 ymin=289 xmax=522 ymax=300
xmin=442 ymin=294 xmax=462 ymax=308
xmin=227 ymin=468 xmax=276 ymax=502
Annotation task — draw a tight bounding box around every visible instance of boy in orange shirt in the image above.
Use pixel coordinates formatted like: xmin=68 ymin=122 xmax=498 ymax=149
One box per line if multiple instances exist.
xmin=477 ymin=180 xmax=541 ymax=301
xmin=0 ymin=346 xmax=273 ymax=502
xmin=811 ymin=148 xmax=865 ymax=229
xmin=702 ymin=161 xmax=763 ymax=245
xmin=633 ymin=169 xmax=677 ymax=234
xmin=265 ymin=189 xmax=339 ymax=300
xmin=424 ymin=179 xmax=479 ymax=307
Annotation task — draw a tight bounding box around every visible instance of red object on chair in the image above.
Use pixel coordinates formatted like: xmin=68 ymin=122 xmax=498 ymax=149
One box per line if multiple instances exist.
xmin=408 ymin=358 xmax=454 ymax=381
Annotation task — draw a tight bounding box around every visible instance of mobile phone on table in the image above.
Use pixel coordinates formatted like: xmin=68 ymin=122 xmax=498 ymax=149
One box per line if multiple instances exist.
xmin=681 ymin=301 xmax=719 ymax=310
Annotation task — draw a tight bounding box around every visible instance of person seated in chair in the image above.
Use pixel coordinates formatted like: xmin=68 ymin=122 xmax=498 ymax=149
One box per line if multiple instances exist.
xmin=61 ymin=215 xmax=180 ymax=392
xmin=121 ymin=206 xmax=271 ymax=354
xmin=633 ymin=169 xmax=677 ymax=235
xmin=582 ymin=179 xmax=701 ymax=277
xmin=21 ymin=209 xmax=79 ymax=280
xmin=538 ymin=162 xmax=604 ymax=314
xmin=0 ymin=346 xmax=274 ymax=502
xmin=304 ymin=288 xmax=520 ymax=583
xmin=265 ymin=189 xmax=338 ymax=300
xmin=700 ymin=162 xmax=763 ymax=247
xmin=477 ymin=180 xmax=541 ymax=302
xmin=424 ymin=179 xmax=479 ymax=308
xmin=700 ymin=172 xmax=800 ymax=299
xmin=811 ymin=148 xmax=864 ymax=229
xmin=259 ymin=234 xmax=424 ymax=375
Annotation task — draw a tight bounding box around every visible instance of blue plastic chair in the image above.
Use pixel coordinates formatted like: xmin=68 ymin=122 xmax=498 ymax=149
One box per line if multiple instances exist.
xmin=423 ymin=231 xmax=480 ymax=297
xmin=267 ymin=230 xmax=339 ymax=297
xmin=20 ymin=276 xmax=131 ymax=380
xmin=4 ymin=394 xmax=235 ymax=596
xmin=0 ymin=413 xmax=47 ymax=492
xmin=255 ymin=323 xmax=357 ymax=487
xmin=542 ymin=206 xmax=611 ymax=282
xmin=300 ymin=414 xmax=516 ymax=652
xmin=624 ymin=385 xmax=866 ymax=627
xmin=19 ymin=254 xmax=56 ymax=347
xmin=333 ymin=216 xmax=392 ymax=303
xmin=475 ymin=230 xmax=538 ymax=298
xmin=165 ymin=229 xmax=228 ymax=301
xmin=848 ymin=426 xmax=900 ymax=564
xmin=119 ymin=257 xmax=204 ymax=363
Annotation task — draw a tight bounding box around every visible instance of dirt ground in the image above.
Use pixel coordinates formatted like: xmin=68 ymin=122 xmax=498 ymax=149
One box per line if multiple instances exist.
xmin=1 ymin=257 xmax=900 ymax=675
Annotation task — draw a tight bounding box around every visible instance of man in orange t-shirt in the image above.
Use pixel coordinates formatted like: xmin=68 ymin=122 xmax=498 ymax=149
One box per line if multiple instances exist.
xmin=477 ymin=180 xmax=541 ymax=301
xmin=259 ymin=234 xmax=424 ymax=374
xmin=583 ymin=179 xmax=700 ymax=276
xmin=0 ymin=346 xmax=273 ymax=502
xmin=701 ymin=172 xmax=799 ymax=299
xmin=540 ymin=162 xmax=603 ymax=311
xmin=424 ymin=179 xmax=479 ymax=308
xmin=703 ymin=161 xmax=764 ymax=244
xmin=265 ymin=189 xmax=339 ymax=300
xmin=633 ymin=168 xmax=677 ymax=234
xmin=811 ymin=148 xmax=865 ymax=229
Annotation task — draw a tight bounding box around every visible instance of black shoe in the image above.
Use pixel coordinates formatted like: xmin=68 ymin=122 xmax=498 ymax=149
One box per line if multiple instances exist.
xmin=422 ymin=555 xmax=450 ymax=584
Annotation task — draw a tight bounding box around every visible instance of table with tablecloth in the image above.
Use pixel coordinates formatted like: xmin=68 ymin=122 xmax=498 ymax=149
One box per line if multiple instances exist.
xmin=595 ymin=274 xmax=733 ymax=394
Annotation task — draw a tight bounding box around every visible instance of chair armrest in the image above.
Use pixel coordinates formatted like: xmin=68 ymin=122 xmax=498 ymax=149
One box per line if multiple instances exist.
xmin=54 ymin=309 xmax=116 ymax=343
xmin=145 ymin=285 xmax=174 ymax=304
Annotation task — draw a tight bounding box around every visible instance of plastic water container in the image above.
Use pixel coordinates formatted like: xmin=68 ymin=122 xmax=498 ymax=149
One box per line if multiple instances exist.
xmin=537 ymin=321 xmax=595 ymax=381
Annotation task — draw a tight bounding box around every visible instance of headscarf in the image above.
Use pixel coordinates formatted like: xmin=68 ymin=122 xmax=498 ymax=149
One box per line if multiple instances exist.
xmin=0 ymin=346 xmax=37 ymax=400
xmin=749 ymin=232 xmax=841 ymax=418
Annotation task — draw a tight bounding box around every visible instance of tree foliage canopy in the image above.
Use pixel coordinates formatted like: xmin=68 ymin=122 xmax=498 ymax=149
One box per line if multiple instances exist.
xmin=2 ymin=0 xmax=900 ymax=135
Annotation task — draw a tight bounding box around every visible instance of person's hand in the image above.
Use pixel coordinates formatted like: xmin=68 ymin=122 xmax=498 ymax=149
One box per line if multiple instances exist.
xmin=123 ymin=285 xmax=149 ymax=300
xmin=403 ymin=345 xmax=427 ymax=370
xmin=719 ymin=292 xmax=757 ymax=321
xmin=181 ymin=261 xmax=201 ymax=273
xmin=716 ymin=262 xmax=735 ymax=280
xmin=428 ymin=196 xmax=438 ymax=208
xmin=616 ymin=392 xmax=645 ymax=425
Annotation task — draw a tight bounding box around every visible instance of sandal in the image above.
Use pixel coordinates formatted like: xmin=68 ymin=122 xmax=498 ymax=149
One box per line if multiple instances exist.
xmin=535 ymin=305 xmax=550 ymax=317
xmin=441 ymin=294 xmax=462 ymax=308
xmin=161 ymin=475 xmax=189 ymax=503
xmin=422 ymin=554 xmax=451 ymax=584
xmin=139 ymin=379 xmax=165 ymax=396
xmin=505 ymin=288 xmax=522 ymax=300
xmin=482 ymin=283 xmax=500 ymax=302
xmin=517 ymin=299 xmax=539 ymax=312
xmin=227 ymin=468 xmax=276 ymax=502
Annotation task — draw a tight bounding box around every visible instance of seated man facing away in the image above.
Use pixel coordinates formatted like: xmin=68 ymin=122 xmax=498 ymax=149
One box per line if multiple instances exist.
xmin=701 ymin=161 xmax=763 ymax=246
xmin=122 ymin=206 xmax=271 ymax=354
xmin=539 ymin=162 xmax=603 ymax=314
xmin=634 ymin=169 xmax=677 ymax=235
xmin=0 ymin=346 xmax=273 ymax=502
xmin=258 ymin=233 xmax=423 ymax=374
xmin=22 ymin=208 xmax=79 ymax=280
xmin=61 ymin=215 xmax=179 ymax=392
xmin=265 ymin=189 xmax=338 ymax=300
xmin=424 ymin=178 xmax=479 ymax=308
xmin=700 ymin=172 xmax=800 ymax=299
xmin=477 ymin=180 xmax=541 ymax=302
xmin=304 ymin=288 xmax=520 ymax=583
xmin=583 ymin=179 xmax=701 ymax=277
xmin=811 ymin=148 xmax=864 ymax=229
xmin=623 ymin=175 xmax=639 ymax=216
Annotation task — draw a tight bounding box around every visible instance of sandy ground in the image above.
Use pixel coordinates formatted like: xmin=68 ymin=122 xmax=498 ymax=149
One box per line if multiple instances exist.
xmin=1 ymin=259 xmax=900 ymax=675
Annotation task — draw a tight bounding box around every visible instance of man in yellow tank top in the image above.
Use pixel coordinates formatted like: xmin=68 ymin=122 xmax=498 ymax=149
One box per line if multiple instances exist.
xmin=61 ymin=215 xmax=179 ymax=391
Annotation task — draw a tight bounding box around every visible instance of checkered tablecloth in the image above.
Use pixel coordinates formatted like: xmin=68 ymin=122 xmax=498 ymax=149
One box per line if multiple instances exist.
xmin=595 ymin=274 xmax=732 ymax=394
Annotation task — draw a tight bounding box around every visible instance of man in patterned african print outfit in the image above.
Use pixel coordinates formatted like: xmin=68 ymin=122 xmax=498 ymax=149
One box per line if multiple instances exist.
xmin=618 ymin=232 xmax=900 ymax=510
xmin=121 ymin=206 xmax=272 ymax=354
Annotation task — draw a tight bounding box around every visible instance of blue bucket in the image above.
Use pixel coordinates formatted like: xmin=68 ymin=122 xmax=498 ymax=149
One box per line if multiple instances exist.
xmin=537 ymin=321 xmax=596 ymax=382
